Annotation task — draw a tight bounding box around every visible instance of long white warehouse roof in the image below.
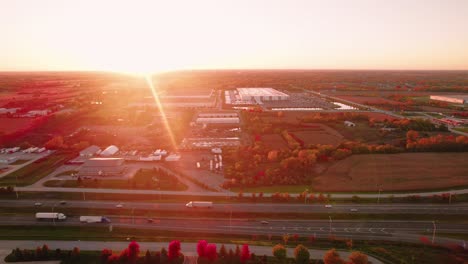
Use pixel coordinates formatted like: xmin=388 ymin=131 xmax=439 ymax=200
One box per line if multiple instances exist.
xmin=236 ymin=88 xmax=289 ymax=97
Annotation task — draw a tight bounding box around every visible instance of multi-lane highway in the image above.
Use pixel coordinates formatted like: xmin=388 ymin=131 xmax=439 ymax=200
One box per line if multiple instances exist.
xmin=1 ymin=199 xmax=467 ymax=215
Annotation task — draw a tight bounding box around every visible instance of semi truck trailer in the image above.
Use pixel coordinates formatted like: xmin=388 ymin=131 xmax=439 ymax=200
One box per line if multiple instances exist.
xmin=35 ymin=212 xmax=67 ymax=221
xmin=185 ymin=201 xmax=213 ymax=208
xmin=79 ymin=216 xmax=111 ymax=223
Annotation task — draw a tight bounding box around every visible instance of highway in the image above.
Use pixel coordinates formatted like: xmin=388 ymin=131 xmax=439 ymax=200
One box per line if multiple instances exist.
xmin=1 ymin=199 xmax=468 ymax=215
xmin=0 ymin=215 xmax=466 ymax=247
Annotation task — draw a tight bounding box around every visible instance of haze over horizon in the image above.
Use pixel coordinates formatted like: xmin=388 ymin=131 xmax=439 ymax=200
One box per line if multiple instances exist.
xmin=2 ymin=0 xmax=468 ymax=73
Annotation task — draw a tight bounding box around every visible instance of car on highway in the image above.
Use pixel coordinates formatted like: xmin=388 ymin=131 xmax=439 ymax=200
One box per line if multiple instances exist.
xmin=350 ymin=208 xmax=358 ymax=212
xmin=59 ymin=200 xmax=67 ymax=205
xmin=260 ymin=221 xmax=269 ymax=225
xmin=325 ymin=204 xmax=332 ymax=208
xmin=147 ymin=218 xmax=154 ymax=223
xmin=34 ymin=202 xmax=42 ymax=207
xmin=115 ymin=203 xmax=123 ymax=208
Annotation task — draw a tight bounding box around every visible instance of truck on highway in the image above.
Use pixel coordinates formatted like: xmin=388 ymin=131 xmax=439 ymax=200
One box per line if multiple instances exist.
xmin=79 ymin=216 xmax=111 ymax=223
xmin=35 ymin=212 xmax=67 ymax=221
xmin=185 ymin=201 xmax=213 ymax=208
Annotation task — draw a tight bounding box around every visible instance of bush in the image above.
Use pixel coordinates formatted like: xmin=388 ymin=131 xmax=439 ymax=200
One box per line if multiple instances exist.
xmin=272 ymin=244 xmax=286 ymax=262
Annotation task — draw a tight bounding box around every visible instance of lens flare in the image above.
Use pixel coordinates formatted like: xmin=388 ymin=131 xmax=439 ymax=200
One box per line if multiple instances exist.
xmin=145 ymin=75 xmax=178 ymax=150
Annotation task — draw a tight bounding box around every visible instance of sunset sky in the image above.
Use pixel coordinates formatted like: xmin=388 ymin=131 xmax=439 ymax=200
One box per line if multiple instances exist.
xmin=1 ymin=0 xmax=468 ymax=72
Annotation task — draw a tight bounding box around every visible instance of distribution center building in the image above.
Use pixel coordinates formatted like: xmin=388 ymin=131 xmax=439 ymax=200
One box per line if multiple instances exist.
xmin=236 ymin=88 xmax=290 ymax=102
xmin=430 ymin=95 xmax=468 ymax=105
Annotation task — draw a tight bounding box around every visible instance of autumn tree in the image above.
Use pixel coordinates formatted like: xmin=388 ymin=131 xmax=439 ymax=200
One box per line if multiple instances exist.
xmin=323 ymin=249 xmax=344 ymax=264
xmin=348 ymin=251 xmax=368 ymax=264
xmin=44 ymin=136 xmax=66 ymax=150
xmin=267 ymin=150 xmax=279 ymax=162
xmin=168 ymin=240 xmax=182 ymax=263
xmin=240 ymin=244 xmax=250 ymax=264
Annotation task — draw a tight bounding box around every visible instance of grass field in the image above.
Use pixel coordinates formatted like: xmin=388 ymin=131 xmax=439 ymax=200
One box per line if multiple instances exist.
xmin=231 ymin=185 xmax=312 ymax=193
xmin=0 ymin=152 xmax=74 ymax=186
xmin=9 ymin=159 xmax=30 ymax=165
xmin=44 ymin=168 xmax=187 ymax=191
xmin=292 ymin=124 xmax=344 ymax=147
xmin=313 ymin=153 xmax=468 ymax=192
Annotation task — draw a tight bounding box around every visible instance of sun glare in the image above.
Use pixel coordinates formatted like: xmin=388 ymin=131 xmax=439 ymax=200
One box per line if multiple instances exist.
xmin=144 ymin=75 xmax=178 ymax=150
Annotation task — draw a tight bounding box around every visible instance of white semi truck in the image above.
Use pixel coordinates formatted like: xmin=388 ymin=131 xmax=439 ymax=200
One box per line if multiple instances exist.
xmin=35 ymin=212 xmax=67 ymax=221
xmin=185 ymin=201 xmax=213 ymax=208
xmin=79 ymin=216 xmax=111 ymax=223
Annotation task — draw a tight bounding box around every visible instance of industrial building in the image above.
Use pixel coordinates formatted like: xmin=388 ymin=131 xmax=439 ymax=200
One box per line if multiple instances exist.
xmin=78 ymin=158 xmax=126 ymax=177
xmin=430 ymin=95 xmax=468 ymax=105
xmin=236 ymin=88 xmax=290 ymax=102
xmin=195 ymin=117 xmax=240 ymax=124
xmin=79 ymin=145 xmax=101 ymax=157
xmin=100 ymin=145 xmax=119 ymax=156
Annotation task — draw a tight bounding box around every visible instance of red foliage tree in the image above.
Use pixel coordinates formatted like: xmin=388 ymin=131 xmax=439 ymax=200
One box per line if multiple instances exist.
xmin=205 ymin=244 xmax=217 ymax=262
xmin=197 ymin=240 xmax=208 ymax=257
xmin=168 ymin=240 xmax=181 ymax=260
xmin=127 ymin=241 xmax=140 ymax=264
xmin=240 ymin=244 xmax=250 ymax=264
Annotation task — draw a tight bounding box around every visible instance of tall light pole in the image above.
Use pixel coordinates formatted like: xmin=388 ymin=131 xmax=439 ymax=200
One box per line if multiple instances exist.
xmin=377 ymin=188 xmax=382 ymax=204
xmin=304 ymin=188 xmax=309 ymax=204
xmin=432 ymin=221 xmax=436 ymax=244
xmin=329 ymin=216 xmax=332 ymax=234
xmin=52 ymin=202 xmax=57 ymax=226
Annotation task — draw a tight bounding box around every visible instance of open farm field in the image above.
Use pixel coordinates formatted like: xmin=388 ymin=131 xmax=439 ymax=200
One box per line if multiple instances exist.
xmin=292 ymin=124 xmax=344 ymax=146
xmin=313 ymin=153 xmax=468 ymax=192
xmin=336 ymin=95 xmax=405 ymax=106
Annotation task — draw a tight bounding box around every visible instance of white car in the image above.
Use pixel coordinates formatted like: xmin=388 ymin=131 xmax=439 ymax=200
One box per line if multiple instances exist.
xmin=350 ymin=208 xmax=358 ymax=212
xmin=115 ymin=204 xmax=123 ymax=208
xmin=325 ymin=204 xmax=332 ymax=208
xmin=34 ymin=202 xmax=42 ymax=207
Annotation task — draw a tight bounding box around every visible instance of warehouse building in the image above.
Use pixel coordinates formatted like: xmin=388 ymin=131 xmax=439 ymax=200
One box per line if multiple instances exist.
xmin=79 ymin=145 xmax=101 ymax=157
xmin=430 ymin=95 xmax=468 ymax=105
xmin=195 ymin=117 xmax=240 ymax=124
xmin=78 ymin=158 xmax=126 ymax=177
xmin=236 ymin=88 xmax=290 ymax=102
xmin=100 ymin=145 xmax=119 ymax=156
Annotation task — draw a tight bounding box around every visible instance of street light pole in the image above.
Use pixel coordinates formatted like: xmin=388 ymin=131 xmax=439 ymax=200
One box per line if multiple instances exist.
xmin=377 ymin=189 xmax=381 ymax=204
xmin=432 ymin=221 xmax=436 ymax=244
xmin=52 ymin=203 xmax=57 ymax=226
xmin=329 ymin=216 xmax=332 ymax=234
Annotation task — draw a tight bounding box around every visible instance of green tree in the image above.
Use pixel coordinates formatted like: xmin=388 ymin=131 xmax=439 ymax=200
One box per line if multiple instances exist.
xmin=294 ymin=244 xmax=310 ymax=264
xmin=272 ymin=244 xmax=286 ymax=262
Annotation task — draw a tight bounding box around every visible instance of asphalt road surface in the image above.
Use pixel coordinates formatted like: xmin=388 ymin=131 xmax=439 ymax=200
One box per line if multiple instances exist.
xmin=1 ymin=199 xmax=468 ymax=215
